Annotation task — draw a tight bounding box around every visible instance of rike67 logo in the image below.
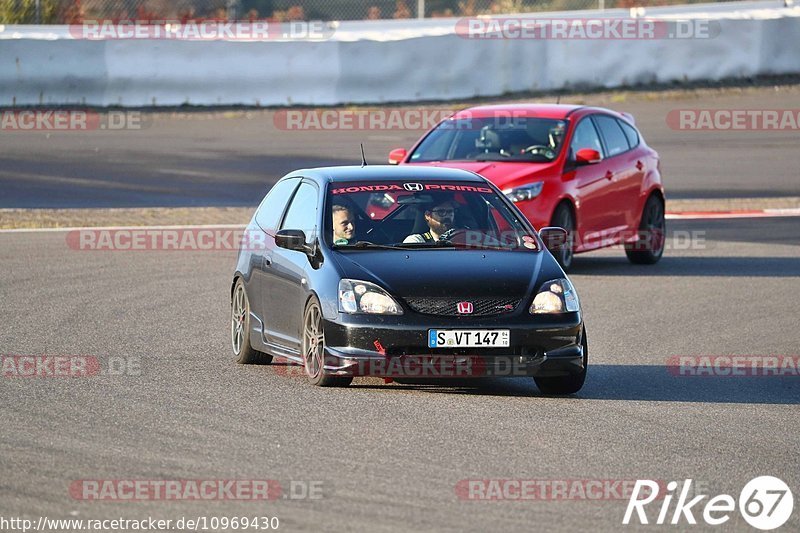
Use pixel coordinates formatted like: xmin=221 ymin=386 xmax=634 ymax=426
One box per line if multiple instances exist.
xmin=623 ymin=477 xmax=794 ymax=530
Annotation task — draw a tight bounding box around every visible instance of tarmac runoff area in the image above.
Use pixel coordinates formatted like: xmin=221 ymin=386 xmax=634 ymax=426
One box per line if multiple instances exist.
xmin=0 ymin=197 xmax=799 ymax=231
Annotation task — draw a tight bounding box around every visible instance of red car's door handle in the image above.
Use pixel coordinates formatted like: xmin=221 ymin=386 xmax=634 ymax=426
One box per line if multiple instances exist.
xmin=605 ymin=170 xmax=614 ymax=180
xmin=636 ymin=160 xmax=644 ymax=171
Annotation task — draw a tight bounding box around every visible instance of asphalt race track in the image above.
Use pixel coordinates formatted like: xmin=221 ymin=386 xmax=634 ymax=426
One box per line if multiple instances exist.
xmin=1 ymin=88 xmax=800 ymax=532
xmin=1 ymin=217 xmax=799 ymax=531
xmin=1 ymin=87 xmax=799 ymax=208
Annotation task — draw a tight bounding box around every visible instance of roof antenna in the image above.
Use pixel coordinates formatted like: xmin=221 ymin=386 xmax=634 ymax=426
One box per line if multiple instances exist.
xmin=360 ymin=143 xmax=368 ymax=167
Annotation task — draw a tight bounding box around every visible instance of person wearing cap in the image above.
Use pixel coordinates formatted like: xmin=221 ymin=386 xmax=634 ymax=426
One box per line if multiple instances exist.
xmin=332 ymin=204 xmax=356 ymax=245
xmin=403 ymin=196 xmax=459 ymax=243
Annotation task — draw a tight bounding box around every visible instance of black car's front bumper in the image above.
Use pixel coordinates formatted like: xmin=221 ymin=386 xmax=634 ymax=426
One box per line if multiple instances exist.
xmin=321 ymin=311 xmax=585 ymax=379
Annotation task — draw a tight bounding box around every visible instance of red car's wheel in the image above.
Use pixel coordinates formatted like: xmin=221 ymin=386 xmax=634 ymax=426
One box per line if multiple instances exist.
xmin=626 ymin=195 xmax=665 ymax=265
xmin=550 ymin=204 xmax=575 ymax=271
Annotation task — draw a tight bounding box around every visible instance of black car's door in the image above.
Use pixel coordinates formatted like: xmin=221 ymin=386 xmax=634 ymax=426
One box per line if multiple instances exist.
xmin=252 ymin=177 xmax=300 ymax=345
xmin=264 ymin=180 xmax=320 ymax=349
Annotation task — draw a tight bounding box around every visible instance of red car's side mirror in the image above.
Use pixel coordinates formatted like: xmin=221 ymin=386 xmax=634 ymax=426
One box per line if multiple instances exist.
xmin=575 ymin=148 xmax=602 ymax=165
xmin=388 ymin=148 xmax=407 ymax=165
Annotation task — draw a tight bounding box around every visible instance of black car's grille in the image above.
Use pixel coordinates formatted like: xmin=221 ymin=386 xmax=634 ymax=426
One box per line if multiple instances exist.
xmin=404 ymin=297 xmax=521 ymax=317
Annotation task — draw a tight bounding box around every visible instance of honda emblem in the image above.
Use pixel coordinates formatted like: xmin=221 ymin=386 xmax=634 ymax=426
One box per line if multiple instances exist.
xmin=457 ymin=301 xmax=474 ymax=314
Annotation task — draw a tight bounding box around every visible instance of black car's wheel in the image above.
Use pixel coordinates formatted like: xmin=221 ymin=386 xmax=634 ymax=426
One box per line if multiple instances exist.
xmin=550 ymin=203 xmax=575 ymax=271
xmin=626 ymin=195 xmax=665 ymax=265
xmin=231 ymin=279 xmax=273 ymax=365
xmin=302 ymin=297 xmax=352 ymax=387
xmin=533 ymin=328 xmax=588 ymax=395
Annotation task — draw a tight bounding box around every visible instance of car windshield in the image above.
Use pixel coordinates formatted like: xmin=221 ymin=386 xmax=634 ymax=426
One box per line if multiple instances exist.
xmin=409 ymin=117 xmax=567 ymax=163
xmin=326 ymin=180 xmax=538 ymax=251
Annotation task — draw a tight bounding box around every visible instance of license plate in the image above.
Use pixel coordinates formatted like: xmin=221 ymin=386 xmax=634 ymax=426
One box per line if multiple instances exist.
xmin=428 ymin=329 xmax=510 ymax=348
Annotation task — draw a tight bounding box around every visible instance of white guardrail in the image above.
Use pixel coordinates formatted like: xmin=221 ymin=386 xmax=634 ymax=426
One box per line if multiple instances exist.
xmin=0 ymin=1 xmax=798 ymax=107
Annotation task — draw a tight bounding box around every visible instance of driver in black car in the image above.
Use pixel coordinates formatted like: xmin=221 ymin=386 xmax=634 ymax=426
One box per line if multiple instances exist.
xmin=403 ymin=195 xmax=460 ymax=243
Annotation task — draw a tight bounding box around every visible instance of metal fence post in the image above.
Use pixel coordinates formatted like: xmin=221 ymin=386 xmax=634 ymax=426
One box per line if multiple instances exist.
xmin=227 ymin=0 xmax=240 ymax=20
xmin=417 ymin=0 xmax=425 ymax=19
xmin=35 ymin=0 xmax=41 ymax=24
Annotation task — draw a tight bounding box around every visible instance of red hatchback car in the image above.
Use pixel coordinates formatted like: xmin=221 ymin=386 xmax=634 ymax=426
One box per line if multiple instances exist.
xmin=388 ymin=104 xmax=665 ymax=270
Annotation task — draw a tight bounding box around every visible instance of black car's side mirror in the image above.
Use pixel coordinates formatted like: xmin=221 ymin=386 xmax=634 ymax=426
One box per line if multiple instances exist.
xmin=275 ymin=229 xmax=309 ymax=253
xmin=539 ymin=227 xmax=568 ymax=251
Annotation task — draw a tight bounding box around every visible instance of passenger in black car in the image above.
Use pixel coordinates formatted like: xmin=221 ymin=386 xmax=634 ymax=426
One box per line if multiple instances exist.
xmin=332 ymin=204 xmax=356 ymax=245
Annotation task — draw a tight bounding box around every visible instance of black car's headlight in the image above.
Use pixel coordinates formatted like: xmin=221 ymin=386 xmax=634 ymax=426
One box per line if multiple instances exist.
xmin=530 ymin=278 xmax=580 ymax=314
xmin=338 ymin=279 xmax=403 ymax=315
xmin=503 ymin=181 xmax=544 ymax=203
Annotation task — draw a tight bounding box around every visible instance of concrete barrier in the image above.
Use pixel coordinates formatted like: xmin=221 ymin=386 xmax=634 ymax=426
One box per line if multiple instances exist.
xmin=0 ymin=1 xmax=798 ymax=107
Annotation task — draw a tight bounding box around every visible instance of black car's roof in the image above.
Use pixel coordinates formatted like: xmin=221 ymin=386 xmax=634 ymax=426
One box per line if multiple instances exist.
xmin=288 ymin=165 xmax=487 ymax=185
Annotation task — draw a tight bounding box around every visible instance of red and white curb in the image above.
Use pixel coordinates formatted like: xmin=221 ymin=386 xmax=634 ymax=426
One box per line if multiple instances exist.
xmin=666 ymin=208 xmax=800 ymax=220
xmin=0 ymin=223 xmax=244 ymax=234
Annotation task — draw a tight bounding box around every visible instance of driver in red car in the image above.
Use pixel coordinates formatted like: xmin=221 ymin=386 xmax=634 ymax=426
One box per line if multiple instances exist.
xmin=403 ymin=195 xmax=460 ymax=243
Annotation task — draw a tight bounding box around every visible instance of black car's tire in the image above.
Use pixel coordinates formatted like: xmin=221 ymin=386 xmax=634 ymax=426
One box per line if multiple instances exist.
xmin=533 ymin=328 xmax=588 ymax=395
xmin=302 ymin=297 xmax=352 ymax=387
xmin=231 ymin=279 xmax=273 ymax=365
xmin=550 ymin=203 xmax=575 ymax=271
xmin=625 ymin=195 xmax=665 ymax=265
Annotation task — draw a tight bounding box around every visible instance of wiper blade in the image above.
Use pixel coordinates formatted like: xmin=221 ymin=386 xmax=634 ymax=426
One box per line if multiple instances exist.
xmin=400 ymin=241 xmax=455 ymax=248
xmin=344 ymin=241 xmax=407 ymax=250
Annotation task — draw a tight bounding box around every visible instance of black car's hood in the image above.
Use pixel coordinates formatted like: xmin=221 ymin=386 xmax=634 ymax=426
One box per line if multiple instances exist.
xmin=332 ymin=249 xmax=561 ymax=299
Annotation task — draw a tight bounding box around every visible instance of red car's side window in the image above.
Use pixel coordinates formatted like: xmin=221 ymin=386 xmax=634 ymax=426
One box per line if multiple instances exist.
xmin=594 ymin=115 xmax=631 ymax=157
xmin=618 ymin=120 xmax=640 ymax=149
xmin=569 ymin=118 xmax=604 ymax=158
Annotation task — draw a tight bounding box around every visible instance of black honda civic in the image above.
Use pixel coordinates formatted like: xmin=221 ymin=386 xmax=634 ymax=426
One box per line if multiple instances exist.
xmin=231 ymin=165 xmax=587 ymax=394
